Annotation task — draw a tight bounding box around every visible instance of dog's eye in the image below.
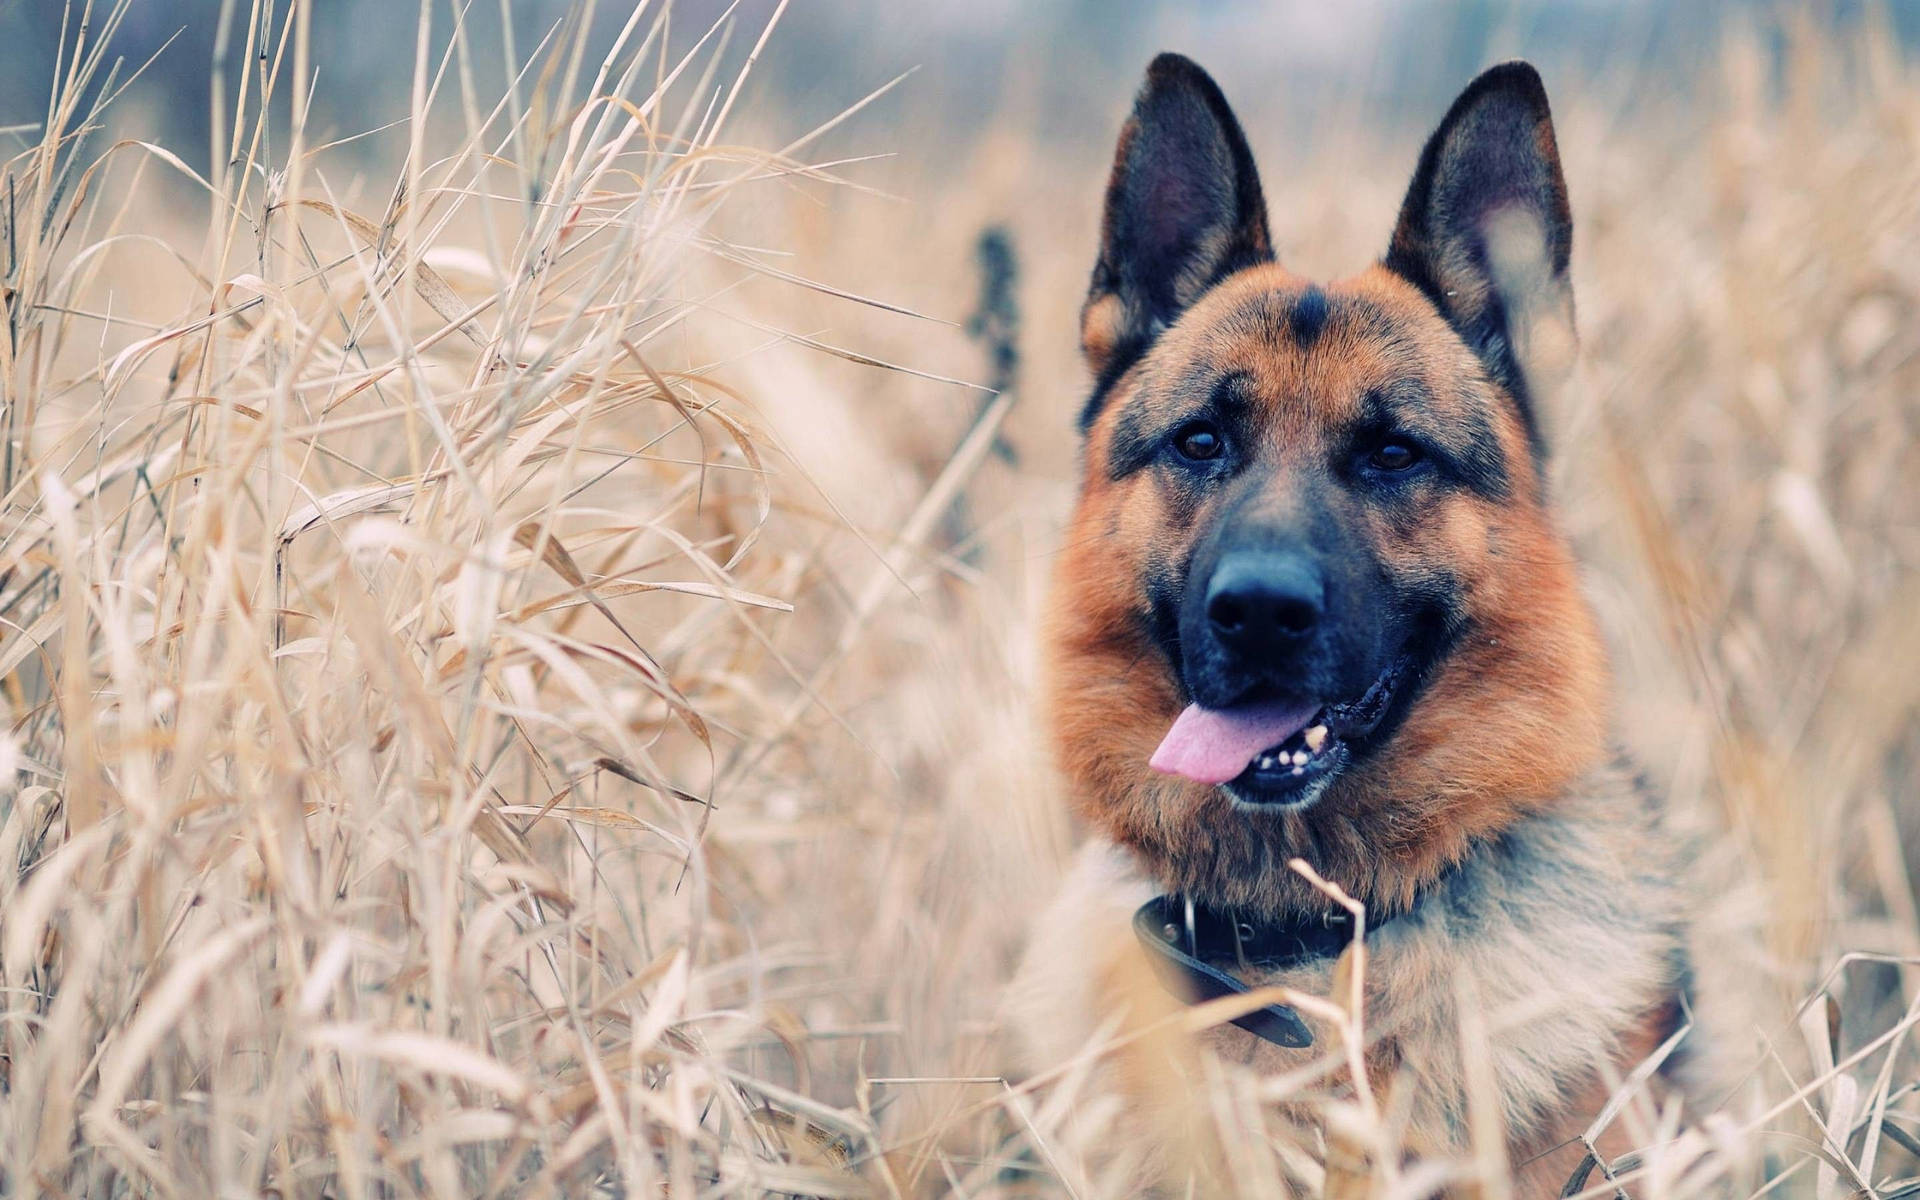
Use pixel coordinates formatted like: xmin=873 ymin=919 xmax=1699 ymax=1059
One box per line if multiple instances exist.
xmin=1173 ymin=421 xmax=1224 ymax=462
xmin=1367 ymin=440 xmax=1422 ymax=472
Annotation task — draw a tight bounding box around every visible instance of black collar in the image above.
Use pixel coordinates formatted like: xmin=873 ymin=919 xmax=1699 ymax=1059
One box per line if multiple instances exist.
xmin=1132 ymin=894 xmax=1381 ymax=1049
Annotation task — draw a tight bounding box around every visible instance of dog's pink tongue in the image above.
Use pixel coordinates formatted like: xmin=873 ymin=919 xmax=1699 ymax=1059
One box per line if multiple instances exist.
xmin=1149 ymin=700 xmax=1320 ymax=784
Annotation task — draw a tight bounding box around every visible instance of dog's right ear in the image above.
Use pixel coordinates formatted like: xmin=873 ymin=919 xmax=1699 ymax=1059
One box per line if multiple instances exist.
xmin=1080 ymin=54 xmax=1272 ymax=428
xmin=1384 ymin=62 xmax=1573 ymax=456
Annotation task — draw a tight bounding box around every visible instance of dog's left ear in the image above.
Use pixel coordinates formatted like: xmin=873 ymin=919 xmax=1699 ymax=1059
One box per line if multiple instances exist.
xmin=1385 ymin=62 xmax=1573 ymax=451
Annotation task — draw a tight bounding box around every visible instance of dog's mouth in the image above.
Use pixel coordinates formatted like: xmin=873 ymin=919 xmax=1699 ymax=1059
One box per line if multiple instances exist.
xmin=1148 ymin=662 xmax=1408 ymax=809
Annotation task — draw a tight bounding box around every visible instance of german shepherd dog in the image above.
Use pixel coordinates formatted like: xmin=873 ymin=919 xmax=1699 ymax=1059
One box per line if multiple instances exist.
xmin=1014 ymin=55 xmax=1733 ymax=1192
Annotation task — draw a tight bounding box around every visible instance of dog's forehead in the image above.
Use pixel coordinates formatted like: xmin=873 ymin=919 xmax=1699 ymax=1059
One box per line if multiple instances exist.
xmin=1142 ymin=265 xmax=1482 ymax=430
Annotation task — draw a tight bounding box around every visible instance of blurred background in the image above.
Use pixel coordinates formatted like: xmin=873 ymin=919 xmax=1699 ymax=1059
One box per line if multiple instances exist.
xmin=11 ymin=1 xmax=1920 ymax=157
xmin=3 ymin=0 xmax=1918 ymax=1194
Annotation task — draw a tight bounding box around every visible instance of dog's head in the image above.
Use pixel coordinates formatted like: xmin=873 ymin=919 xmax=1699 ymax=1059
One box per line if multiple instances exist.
xmin=1045 ymin=55 xmax=1610 ymax=914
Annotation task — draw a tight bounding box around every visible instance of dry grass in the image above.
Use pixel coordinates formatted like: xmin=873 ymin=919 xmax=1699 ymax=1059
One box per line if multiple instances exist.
xmin=0 ymin=2 xmax=1916 ymax=1196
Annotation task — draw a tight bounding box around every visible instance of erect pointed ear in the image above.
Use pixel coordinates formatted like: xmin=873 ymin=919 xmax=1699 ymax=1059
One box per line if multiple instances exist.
xmin=1080 ymin=54 xmax=1272 ymax=422
xmin=1385 ymin=61 xmax=1574 ymax=453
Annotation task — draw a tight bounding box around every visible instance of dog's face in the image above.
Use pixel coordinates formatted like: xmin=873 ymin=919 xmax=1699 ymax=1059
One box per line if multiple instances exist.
xmin=1045 ymin=56 xmax=1611 ymax=914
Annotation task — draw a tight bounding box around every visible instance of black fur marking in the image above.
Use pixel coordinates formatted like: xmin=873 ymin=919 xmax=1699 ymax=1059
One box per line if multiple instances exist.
xmin=1105 ymin=385 xmax=1160 ymax=477
xmin=1105 ymin=370 xmax=1254 ymax=482
xmin=1339 ymin=565 xmax=1468 ymax=772
xmin=1204 ymin=369 xmax=1255 ymax=425
xmin=1356 ymin=385 xmax=1510 ymax=501
xmin=1383 ymin=61 xmax=1569 ymax=461
xmin=1438 ymin=301 xmax=1542 ymax=468
xmin=1289 ymin=285 xmax=1330 ymax=346
xmin=1144 ymin=569 xmax=1187 ymax=689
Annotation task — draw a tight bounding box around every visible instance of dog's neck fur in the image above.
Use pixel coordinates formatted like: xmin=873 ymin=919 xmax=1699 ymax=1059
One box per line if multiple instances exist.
xmin=1356 ymin=754 xmax=1683 ymax=1141
xmin=1206 ymin=752 xmax=1686 ymax=1150
xmin=1011 ymin=752 xmax=1693 ymax=1171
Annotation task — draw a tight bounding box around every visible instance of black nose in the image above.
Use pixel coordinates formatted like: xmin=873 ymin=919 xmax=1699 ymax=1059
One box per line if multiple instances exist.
xmin=1205 ymin=550 xmax=1324 ymax=656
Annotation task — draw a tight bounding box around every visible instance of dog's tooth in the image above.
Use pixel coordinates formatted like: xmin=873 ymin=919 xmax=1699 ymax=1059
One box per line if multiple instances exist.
xmin=1257 ymin=755 xmax=1275 ymax=771
xmin=1291 ymin=765 xmax=1304 ymax=776
xmin=1295 ymin=750 xmax=1310 ymax=766
xmin=1304 ymin=725 xmax=1328 ymax=752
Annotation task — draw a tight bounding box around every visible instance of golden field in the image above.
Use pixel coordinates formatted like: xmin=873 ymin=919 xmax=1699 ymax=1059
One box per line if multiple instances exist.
xmin=0 ymin=2 xmax=1916 ymax=1195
